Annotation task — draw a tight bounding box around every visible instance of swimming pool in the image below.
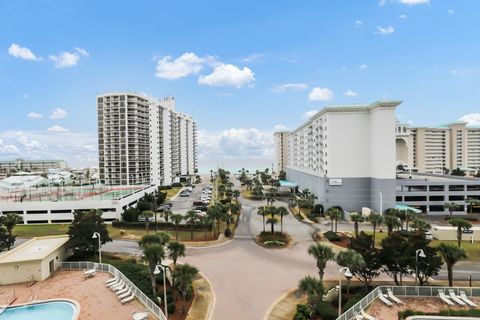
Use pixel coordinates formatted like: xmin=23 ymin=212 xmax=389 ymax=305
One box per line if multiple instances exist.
xmin=0 ymin=300 xmax=79 ymax=320
xmin=406 ymin=316 xmax=480 ymax=320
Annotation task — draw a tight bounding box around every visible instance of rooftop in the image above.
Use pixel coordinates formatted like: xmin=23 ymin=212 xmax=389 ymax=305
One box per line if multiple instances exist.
xmin=397 ymin=173 xmax=480 ymax=183
xmin=0 ymin=236 xmax=69 ymax=264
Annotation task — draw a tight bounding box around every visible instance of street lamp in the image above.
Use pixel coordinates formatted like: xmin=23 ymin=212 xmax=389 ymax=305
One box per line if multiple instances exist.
xmin=338 ymin=267 xmax=353 ymax=317
xmin=92 ymin=232 xmax=102 ymax=264
xmin=378 ymin=192 xmax=383 ymax=215
xmin=415 ymin=249 xmax=426 ymax=286
xmin=154 ymin=264 xmax=171 ymax=319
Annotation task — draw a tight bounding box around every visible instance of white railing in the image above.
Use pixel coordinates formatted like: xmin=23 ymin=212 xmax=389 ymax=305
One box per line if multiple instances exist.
xmin=336 ymin=286 xmax=480 ymax=320
xmin=57 ymin=261 xmax=167 ymax=320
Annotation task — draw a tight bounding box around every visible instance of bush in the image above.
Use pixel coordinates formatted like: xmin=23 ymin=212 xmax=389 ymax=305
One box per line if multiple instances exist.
xmin=264 ymin=240 xmax=285 ymax=247
xmin=110 ymin=260 xmax=155 ymax=301
xmin=314 ymin=301 xmax=337 ymax=320
xmin=172 ymin=182 xmax=183 ymax=188
xmin=167 ymin=302 xmax=176 ymax=314
xmin=343 ymin=293 xmax=364 ymax=311
xmin=159 ymin=185 xmax=173 ymax=190
xmin=121 ymin=208 xmax=140 ymax=222
xmin=324 ymin=231 xmax=341 ymax=241
xmin=313 ymin=204 xmax=324 ymax=216
xmin=224 ymin=228 xmax=232 ymax=238
xmin=293 ymin=304 xmax=312 ymax=320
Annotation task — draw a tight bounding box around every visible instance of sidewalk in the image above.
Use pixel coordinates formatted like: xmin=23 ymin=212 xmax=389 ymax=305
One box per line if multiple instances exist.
xmin=265 ymin=289 xmax=306 ymax=320
xmin=186 ymin=272 xmax=215 ymax=320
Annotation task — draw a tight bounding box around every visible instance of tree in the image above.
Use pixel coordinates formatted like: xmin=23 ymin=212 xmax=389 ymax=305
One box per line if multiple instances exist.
xmin=437 ymin=243 xmax=467 ymax=287
xmin=220 ymin=210 xmax=234 ymax=236
xmin=162 ymin=210 xmax=172 ymax=223
xmin=68 ymin=210 xmax=112 ymax=259
xmin=410 ymin=218 xmax=431 ymax=234
xmin=444 ymin=202 xmax=459 ymax=217
xmin=277 ymin=206 xmax=289 ymax=234
xmin=366 ymin=213 xmax=384 ymax=247
xmin=350 ymin=213 xmax=364 ymax=237
xmin=298 ymin=276 xmax=324 ymax=308
xmin=143 ymin=243 xmax=165 ymax=298
xmin=451 ymin=167 xmax=466 ymax=176
xmin=185 ymin=210 xmax=199 ymax=240
xmin=466 ymin=199 xmax=480 ymax=214
xmin=407 ymin=233 xmax=442 ymax=286
xmin=349 ymin=232 xmax=382 ymax=289
xmin=168 ymin=241 xmax=186 ymax=269
xmin=308 ymin=244 xmax=335 ymax=281
xmin=173 ymin=264 xmax=199 ymax=315
xmin=336 ymin=249 xmax=365 ymax=300
xmin=170 ymin=214 xmax=183 ymax=240
xmin=449 ymin=218 xmax=472 ymax=247
xmin=379 ymin=232 xmax=411 ymax=285
xmin=140 ymin=210 xmax=154 ymax=234
xmin=0 ymin=226 xmax=15 ymax=252
xmin=383 ymin=215 xmax=401 ymax=236
xmin=257 ymin=206 xmax=268 ymax=233
xmin=0 ymin=213 xmax=21 ymax=251
xmin=326 ymin=207 xmax=343 ymax=233
xmin=266 ymin=217 xmax=278 ymax=234
xmin=232 ymin=190 xmax=241 ymax=203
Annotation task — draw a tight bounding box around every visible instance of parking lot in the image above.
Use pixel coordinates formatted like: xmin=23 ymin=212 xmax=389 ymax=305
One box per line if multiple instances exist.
xmin=169 ymin=181 xmax=212 ymax=215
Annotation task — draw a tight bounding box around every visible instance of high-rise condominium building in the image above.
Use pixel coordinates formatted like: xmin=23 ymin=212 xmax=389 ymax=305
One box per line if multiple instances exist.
xmin=273 ymin=131 xmax=289 ymax=174
xmin=277 ymin=101 xmax=401 ymax=212
xmin=97 ymin=93 xmax=197 ymax=186
xmin=396 ymin=122 xmax=480 ymax=174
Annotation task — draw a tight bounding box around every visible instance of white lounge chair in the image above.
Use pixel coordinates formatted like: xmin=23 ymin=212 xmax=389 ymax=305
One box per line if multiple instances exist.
xmin=111 ymin=281 xmax=124 ymax=291
xmin=121 ymin=293 xmax=135 ymax=304
xmin=107 ymin=279 xmax=121 ymax=288
xmin=459 ymin=291 xmax=478 ymax=307
xmin=117 ymin=287 xmax=129 ymax=296
xmin=118 ymin=289 xmax=132 ymax=300
xmin=361 ymin=309 xmax=376 ymax=320
xmin=83 ymin=269 xmax=96 ymax=278
xmin=105 ymin=276 xmax=117 ymax=285
xmin=386 ymin=288 xmax=403 ymax=304
xmin=355 ymin=313 xmax=364 ymax=320
xmin=438 ymin=290 xmax=455 ymax=306
xmin=448 ymin=289 xmax=466 ymax=306
xmin=378 ymin=290 xmax=393 ymax=306
xmin=114 ymin=284 xmax=127 ymax=292
xmin=131 ymin=311 xmax=149 ymax=320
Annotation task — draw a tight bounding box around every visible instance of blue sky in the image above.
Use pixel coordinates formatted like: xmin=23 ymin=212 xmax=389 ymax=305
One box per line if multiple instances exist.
xmin=1 ymin=0 xmax=479 ymax=171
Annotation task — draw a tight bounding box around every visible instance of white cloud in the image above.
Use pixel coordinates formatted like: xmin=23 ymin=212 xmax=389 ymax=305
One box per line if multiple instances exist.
xmin=451 ymin=68 xmax=480 ymax=76
xmin=379 ymin=0 xmax=387 ymax=5
xmin=74 ymin=47 xmax=90 ymax=57
xmin=271 ymin=83 xmax=308 ymax=93
xmin=308 ymin=87 xmax=333 ymax=101
xmin=49 ymin=50 xmax=84 ymax=68
xmin=8 ymin=43 xmax=41 ymax=61
xmin=47 ymin=125 xmax=69 ymax=132
xmin=24 ymin=94 xmax=29 ymax=99
xmin=399 ymin=0 xmax=430 ymax=5
xmin=344 ymin=90 xmax=358 ymax=97
xmin=274 ymin=124 xmax=288 ymax=131
xmin=241 ymin=53 xmax=265 ymax=63
xmin=376 ymin=25 xmax=395 ymax=35
xmin=448 ymin=9 xmax=454 ymax=14
xmin=459 ymin=114 xmax=480 ymax=126
xmin=355 ymin=20 xmax=363 ymax=28
xmin=50 ymin=108 xmax=67 ymax=119
xmin=155 ymin=52 xmax=212 ymax=79
xmin=303 ymin=110 xmax=318 ymax=119
xmin=398 ymin=14 xmax=408 ymax=19
xmin=27 ymin=112 xmax=43 ymax=119
xmin=359 ymin=64 xmax=368 ymax=70
xmin=198 ymin=64 xmax=255 ymax=88
xmin=0 ymin=130 xmax=97 ymax=167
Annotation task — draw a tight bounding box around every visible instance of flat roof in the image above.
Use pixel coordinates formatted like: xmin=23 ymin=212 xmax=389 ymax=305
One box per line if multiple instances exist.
xmin=397 ymin=173 xmax=480 ymax=183
xmin=0 ymin=236 xmax=69 ymax=264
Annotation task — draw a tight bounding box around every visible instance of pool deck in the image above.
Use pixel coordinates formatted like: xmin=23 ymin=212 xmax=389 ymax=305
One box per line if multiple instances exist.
xmin=0 ymin=270 xmax=154 ymax=320
xmin=367 ymin=296 xmax=480 ymax=320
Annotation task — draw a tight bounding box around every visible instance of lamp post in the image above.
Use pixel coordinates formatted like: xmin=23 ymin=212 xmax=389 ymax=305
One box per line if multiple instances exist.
xmin=154 ymin=264 xmax=171 ymax=319
xmin=92 ymin=232 xmax=102 ymax=263
xmin=415 ymin=249 xmax=426 ymax=286
xmin=338 ymin=267 xmax=353 ymax=317
xmin=378 ymin=192 xmax=383 ymax=215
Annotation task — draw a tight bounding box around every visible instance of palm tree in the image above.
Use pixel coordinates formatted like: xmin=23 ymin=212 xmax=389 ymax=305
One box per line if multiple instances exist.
xmin=449 ymin=218 xmax=472 ymax=247
xmin=170 ymin=214 xmax=183 ymax=240
xmin=168 ymin=241 xmax=186 ymax=269
xmin=444 ymin=202 xmax=459 ymax=217
xmin=142 ymin=243 xmax=165 ymax=297
xmin=173 ymin=264 xmax=199 ymax=315
xmin=410 ymin=218 xmax=431 ymax=233
xmin=232 ymin=190 xmax=241 ymax=203
xmin=298 ymin=275 xmax=324 ymax=308
xmin=185 ymin=210 xmax=198 ymax=240
xmin=140 ymin=210 xmax=154 ymax=233
xmin=308 ymin=243 xmax=335 ymax=281
xmin=277 ymin=206 xmax=289 ymax=234
xmin=162 ymin=210 xmax=172 ymax=223
xmin=367 ymin=212 xmax=384 ymax=248
xmin=138 ymin=233 xmax=162 ymax=247
xmin=336 ymin=249 xmax=365 ymax=300
xmin=396 ymin=209 xmax=407 ymax=230
xmin=266 ymin=218 xmax=277 ymax=234
xmin=326 ymin=207 xmax=343 ymax=233
xmin=350 ymin=213 xmax=364 ymax=237
xmin=437 ymin=243 xmax=467 ymax=286
xmin=257 ymin=206 xmax=268 ymax=232
xmin=404 ymin=209 xmax=417 ymax=231
xmin=220 ymin=210 xmax=233 ymax=236
xmin=466 ymin=199 xmax=480 ymax=214
xmin=384 ymin=215 xmax=401 ymax=236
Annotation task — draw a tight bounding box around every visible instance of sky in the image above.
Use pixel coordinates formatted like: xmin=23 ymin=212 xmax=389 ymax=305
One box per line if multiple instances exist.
xmin=0 ymin=0 xmax=480 ymax=172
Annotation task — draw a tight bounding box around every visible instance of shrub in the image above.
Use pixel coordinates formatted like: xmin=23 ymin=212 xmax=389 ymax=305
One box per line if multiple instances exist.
xmin=343 ymin=293 xmax=364 ymax=311
xmin=122 ymin=208 xmax=140 ymax=222
xmin=264 ymin=240 xmax=285 ymax=247
xmin=314 ymin=301 xmax=337 ymax=320
xmin=112 ymin=221 xmax=212 ymax=231
xmin=324 ymin=231 xmax=341 ymax=241
xmin=313 ymin=204 xmax=324 ymax=216
xmin=167 ymin=302 xmax=176 ymax=314
xmin=293 ymin=304 xmax=311 ymax=320
xmin=171 ymin=182 xmax=183 ymax=188
xmin=224 ymin=228 xmax=232 ymax=238
xmin=159 ymin=185 xmax=173 ymax=190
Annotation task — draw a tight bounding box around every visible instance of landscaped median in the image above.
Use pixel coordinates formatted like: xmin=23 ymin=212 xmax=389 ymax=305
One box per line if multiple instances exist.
xmin=264 ymin=288 xmax=306 ymax=320
xmin=186 ymin=272 xmax=215 ymax=320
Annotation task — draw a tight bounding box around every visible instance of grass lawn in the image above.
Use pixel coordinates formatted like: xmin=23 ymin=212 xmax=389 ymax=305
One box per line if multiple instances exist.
xmin=365 ymin=231 xmax=480 ymax=262
xmin=14 ymin=224 xmax=70 ymax=237
xmin=164 ymin=187 xmax=182 ymax=199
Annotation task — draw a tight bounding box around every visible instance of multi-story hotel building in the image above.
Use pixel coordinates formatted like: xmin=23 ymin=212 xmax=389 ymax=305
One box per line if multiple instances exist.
xmin=280 ymin=101 xmax=401 ymax=212
xmin=0 ymin=159 xmax=67 ymax=178
xmin=274 ymin=131 xmax=289 ymax=174
xmin=396 ymin=122 xmax=480 ymax=174
xmin=97 ymin=92 xmax=197 ymax=186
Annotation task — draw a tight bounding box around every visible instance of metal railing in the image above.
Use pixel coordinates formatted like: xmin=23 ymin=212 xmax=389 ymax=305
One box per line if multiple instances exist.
xmin=336 ymin=285 xmax=480 ymax=320
xmin=57 ymin=261 xmax=166 ymax=320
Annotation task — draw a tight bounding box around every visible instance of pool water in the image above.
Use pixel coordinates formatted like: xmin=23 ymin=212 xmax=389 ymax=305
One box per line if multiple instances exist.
xmin=0 ymin=301 xmax=76 ymax=320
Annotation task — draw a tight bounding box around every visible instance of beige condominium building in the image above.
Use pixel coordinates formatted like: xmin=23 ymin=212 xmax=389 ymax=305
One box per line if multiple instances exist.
xmin=273 ymin=131 xmax=289 ymax=174
xmin=396 ymin=122 xmax=480 ymax=174
xmin=277 ymin=101 xmax=401 ymax=212
xmin=97 ymin=92 xmax=197 ymax=186
xmin=0 ymin=159 xmax=67 ymax=178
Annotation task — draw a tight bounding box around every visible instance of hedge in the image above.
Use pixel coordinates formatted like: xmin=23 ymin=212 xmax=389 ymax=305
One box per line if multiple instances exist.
xmin=112 ymin=221 xmax=212 ymax=231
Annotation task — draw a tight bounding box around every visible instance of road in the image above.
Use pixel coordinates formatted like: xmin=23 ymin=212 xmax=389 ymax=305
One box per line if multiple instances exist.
xmin=168 ymin=181 xmax=211 ymax=215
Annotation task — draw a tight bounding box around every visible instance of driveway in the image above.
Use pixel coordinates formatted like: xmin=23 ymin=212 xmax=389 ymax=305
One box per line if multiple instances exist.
xmin=169 ymin=181 xmax=211 ymax=215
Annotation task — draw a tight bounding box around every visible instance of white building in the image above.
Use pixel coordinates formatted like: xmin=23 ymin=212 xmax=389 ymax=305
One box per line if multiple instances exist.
xmin=97 ymin=93 xmax=197 ymax=186
xmin=274 ymin=131 xmax=289 ymax=174
xmin=282 ymin=101 xmax=401 ymax=212
xmin=0 ymin=159 xmax=67 ymax=178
